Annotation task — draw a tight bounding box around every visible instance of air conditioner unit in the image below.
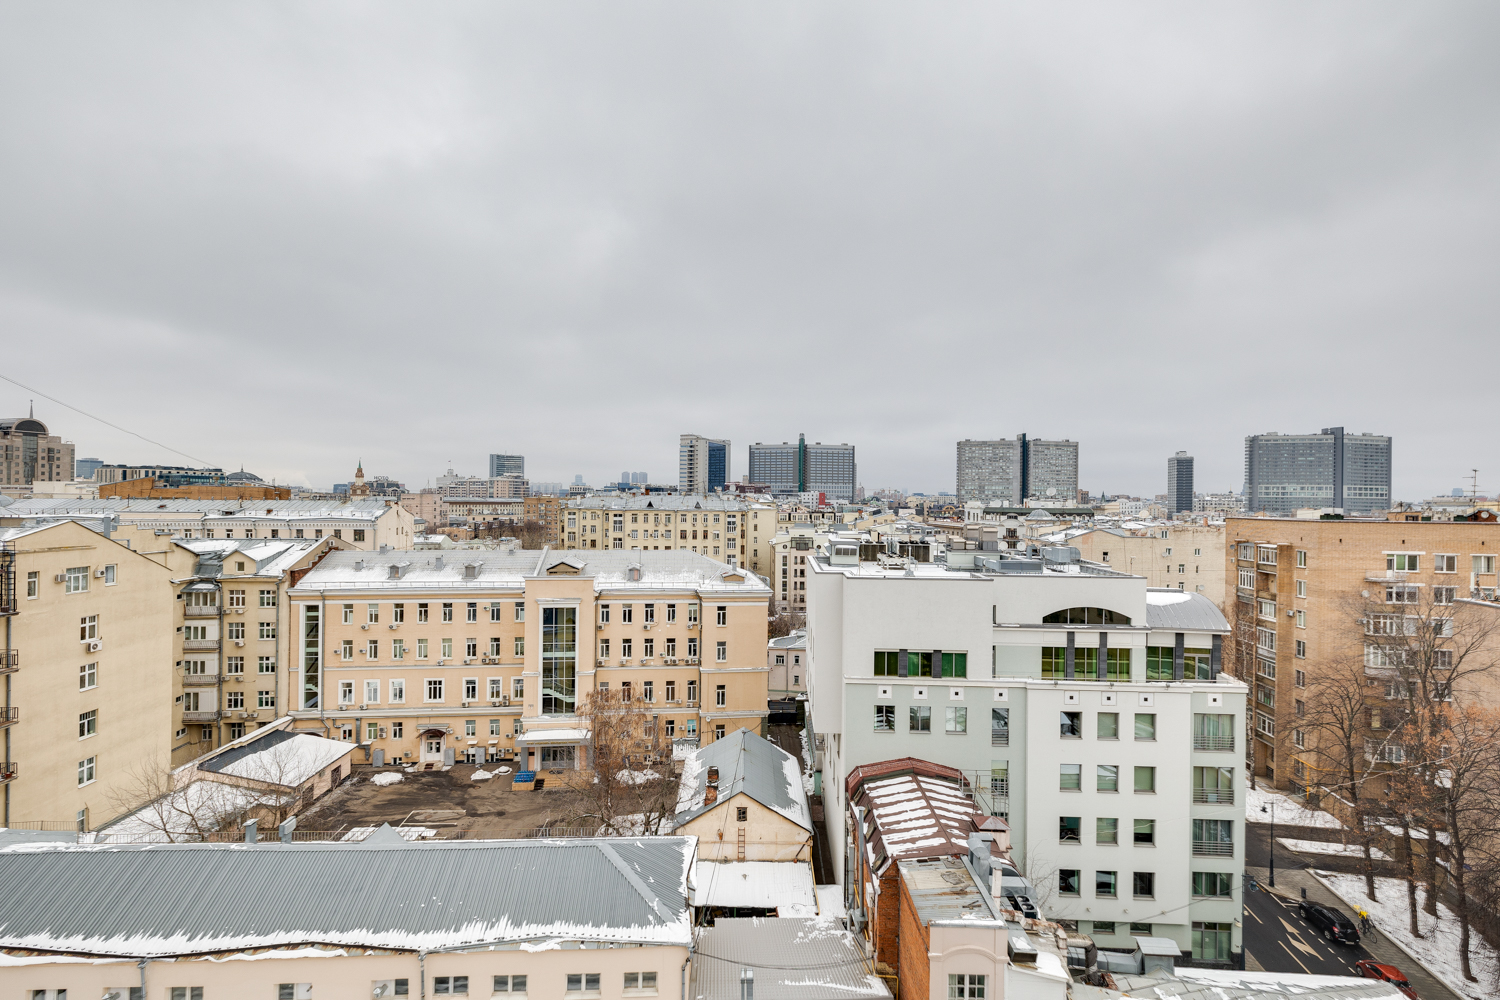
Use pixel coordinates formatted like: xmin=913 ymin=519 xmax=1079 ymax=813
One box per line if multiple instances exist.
xmin=462 ymin=701 xmax=472 ymax=708
xmin=358 ymin=704 xmax=366 ymax=711
xmin=388 ymin=624 xmax=399 ymax=629
xmin=247 ymin=711 xmax=259 ymax=719
xmin=234 ymin=607 xmax=245 ymax=614
xmin=95 ymin=568 xmax=107 ymax=578
xmin=234 ymin=640 xmax=245 ymax=647
xmin=596 ymin=624 xmax=604 ymax=630
xmin=665 ymin=657 xmax=678 ymax=665
xmin=503 ymin=696 xmax=511 ymax=706
xmin=687 ymin=657 xmax=699 ymax=665
xmin=490 ymin=699 xmax=501 ymax=707
xmin=463 ymin=658 xmax=473 ymax=665
xmin=54 ymin=573 xmax=67 ymax=583
xmin=643 ymin=623 xmax=652 ymax=630
xmin=88 ymin=640 xmax=103 ymax=653
xmin=379 ymin=727 xmax=388 ymax=738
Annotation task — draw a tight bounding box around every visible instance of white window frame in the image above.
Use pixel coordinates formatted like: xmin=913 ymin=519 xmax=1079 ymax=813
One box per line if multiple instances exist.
xmin=390 ymin=679 xmax=406 ymax=704
xmin=78 ymin=755 xmax=97 ymax=786
xmin=365 ymin=680 xmax=380 ymax=704
xmin=426 ymin=678 xmax=445 ymax=703
xmin=1435 ymin=554 xmax=1458 ymax=574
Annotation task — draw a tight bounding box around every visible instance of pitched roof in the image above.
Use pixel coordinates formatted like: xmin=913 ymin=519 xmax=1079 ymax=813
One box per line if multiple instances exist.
xmin=674 ymin=729 xmax=811 ymax=832
xmin=1143 ymin=588 xmax=1230 ymax=632
xmin=847 ymin=761 xmax=975 ymax=874
xmin=196 ymin=729 xmax=352 ymax=787
xmin=0 ymin=837 xmax=694 ymax=956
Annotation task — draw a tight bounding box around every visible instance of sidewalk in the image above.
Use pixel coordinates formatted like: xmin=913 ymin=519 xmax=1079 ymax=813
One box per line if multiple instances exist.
xmin=1247 ymin=865 xmax=1460 ymax=1000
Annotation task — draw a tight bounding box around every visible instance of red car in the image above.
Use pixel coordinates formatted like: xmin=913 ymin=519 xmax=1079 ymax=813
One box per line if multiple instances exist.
xmin=1355 ymin=959 xmax=1417 ymax=998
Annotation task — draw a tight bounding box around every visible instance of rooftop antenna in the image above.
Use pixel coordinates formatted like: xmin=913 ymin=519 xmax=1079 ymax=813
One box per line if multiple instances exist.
xmin=1469 ymin=469 xmax=1481 ymax=499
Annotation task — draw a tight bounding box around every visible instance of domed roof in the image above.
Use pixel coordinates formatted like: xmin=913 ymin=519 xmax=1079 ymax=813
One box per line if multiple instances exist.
xmin=225 ymin=469 xmax=263 ymax=482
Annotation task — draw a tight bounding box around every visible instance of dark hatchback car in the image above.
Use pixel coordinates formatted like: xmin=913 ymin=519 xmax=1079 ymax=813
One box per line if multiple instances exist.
xmin=1298 ymin=901 xmax=1360 ymax=944
xmin=1355 ymin=959 xmax=1417 ymax=998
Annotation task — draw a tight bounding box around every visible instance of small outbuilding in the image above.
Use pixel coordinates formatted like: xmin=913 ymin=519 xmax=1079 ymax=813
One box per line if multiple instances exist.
xmin=673 ymin=729 xmax=812 ymax=862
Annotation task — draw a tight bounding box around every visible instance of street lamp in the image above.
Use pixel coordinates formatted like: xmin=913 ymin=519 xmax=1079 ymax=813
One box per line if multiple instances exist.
xmin=1261 ymin=801 xmax=1275 ymax=888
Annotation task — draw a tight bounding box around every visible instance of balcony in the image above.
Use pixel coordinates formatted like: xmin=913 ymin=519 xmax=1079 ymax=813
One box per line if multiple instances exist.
xmin=1192 ymin=840 xmax=1234 ymax=857
xmin=182 ymin=638 xmax=219 ymax=651
xmin=0 ymin=762 xmax=15 ymax=782
xmin=0 ymin=649 xmax=16 ymax=674
xmin=0 ymin=706 xmax=17 ymax=729
xmin=1193 ymin=788 xmax=1235 ymax=805
xmin=182 ymin=672 xmax=219 ymax=687
xmin=181 ymin=710 xmax=219 ymax=723
xmin=184 ymin=605 xmax=219 ymax=618
xmin=991 ymin=729 xmax=1010 ymax=747
xmin=1193 ymin=735 xmax=1235 ymax=752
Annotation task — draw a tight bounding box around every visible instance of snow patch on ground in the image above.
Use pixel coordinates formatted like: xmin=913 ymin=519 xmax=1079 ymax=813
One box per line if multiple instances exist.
xmin=1319 ymin=872 xmax=1499 ymax=1000
xmin=617 ymin=768 xmax=661 ymax=785
xmin=1278 ymin=838 xmax=1390 ymax=860
xmin=495 ymin=766 xmax=512 ymax=775
xmin=370 ymin=772 xmax=404 ymax=787
xmin=1246 ymin=786 xmax=1343 ymax=829
xmin=340 ymin=826 xmax=438 ymax=842
xmin=470 ymin=769 xmax=492 ymax=781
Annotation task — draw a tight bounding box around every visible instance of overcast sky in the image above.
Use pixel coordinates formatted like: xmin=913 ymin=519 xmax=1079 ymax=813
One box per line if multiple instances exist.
xmin=2 ymin=4 xmax=1497 ymax=498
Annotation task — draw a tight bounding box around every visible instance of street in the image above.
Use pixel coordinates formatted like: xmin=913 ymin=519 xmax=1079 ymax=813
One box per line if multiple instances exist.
xmin=1242 ymin=877 xmax=1373 ymax=977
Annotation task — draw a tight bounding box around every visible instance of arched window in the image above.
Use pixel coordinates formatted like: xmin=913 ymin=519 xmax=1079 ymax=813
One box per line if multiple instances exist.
xmin=1041 ymin=607 xmax=1131 ymax=626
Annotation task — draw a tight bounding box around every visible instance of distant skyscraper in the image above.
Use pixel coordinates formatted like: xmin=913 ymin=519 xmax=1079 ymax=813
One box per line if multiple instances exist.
xmin=679 ymin=434 xmax=730 ymax=494
xmin=74 ymin=456 xmax=103 ymax=481
xmin=1243 ymin=427 xmax=1391 ymax=514
xmin=631 ymin=471 xmax=648 ymax=484
xmin=748 ymin=435 xmax=857 ymax=500
xmin=956 ymin=435 xmax=1078 ymax=505
xmin=1167 ymin=452 xmax=1194 ymax=514
xmin=489 ymin=454 xmax=525 ymax=477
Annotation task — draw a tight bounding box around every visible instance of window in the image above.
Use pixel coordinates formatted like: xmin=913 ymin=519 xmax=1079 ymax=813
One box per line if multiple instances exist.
xmin=65 ymin=565 xmax=89 ymax=593
xmin=463 ymin=677 xmax=478 ymax=700
xmin=393 ymin=639 xmax=406 ymax=660
xmin=1258 ymin=599 xmax=1276 ymax=620
xmin=1097 ymin=764 xmax=1118 ymax=791
xmin=1134 ymin=713 xmax=1155 ymax=740
xmin=1386 ymin=585 xmax=1419 ymax=604
xmin=1095 ymin=870 xmax=1117 ymax=897
xmin=1059 ymin=816 xmax=1081 ymax=842
xmin=433 ymin=976 xmax=468 ymax=995
xmin=715 ymin=684 xmax=726 ymax=707
xmin=102 ymin=563 xmax=116 ymax=585
xmin=1294 ymin=610 xmax=1306 ymax=629
xmin=1133 ymin=871 xmax=1155 ymax=898
xmin=946 ymin=707 xmax=967 ymax=734
xmin=259 ymin=622 xmax=277 ymax=640
xmin=1059 ymin=869 xmax=1080 ymax=894
xmin=1193 ymin=871 xmax=1233 ymax=897
xmin=170 ymin=990 xmax=205 ymax=1000
xmin=1296 ymin=579 xmax=1306 ymax=598
xmin=514 ymin=636 xmax=525 ymax=657
xmin=465 ymin=638 xmax=478 ymax=658
xmin=1134 ymin=818 xmax=1155 ymax=845
xmin=339 ymin=681 xmax=355 ymax=705
xmin=874 ymin=705 xmax=895 ymax=731
xmin=566 ymin=973 xmax=601 ymax=994
xmin=716 ymin=605 xmax=727 ymax=626
xmin=909 ymin=706 xmax=931 ymax=733
xmin=80 ymin=615 xmax=98 ymax=641
xmin=1435 ymin=554 xmax=1458 ymax=573
xmin=1060 ymin=763 xmax=1081 ymax=790
xmin=227 ymin=621 xmax=245 ymax=641
xmin=79 ymin=709 xmax=97 ymax=739
xmin=79 ymin=662 xmax=97 ymax=690
xmin=1294 ymin=639 xmax=1307 ymax=659
xmin=426 ymin=679 xmax=444 ymax=702
xmin=941 ymin=652 xmax=967 ymax=677
xmin=1060 ymin=711 xmax=1082 ymax=737
xmin=716 ymin=640 xmax=727 ymax=662
xmin=26 ymin=570 xmax=38 ymax=598
xmin=442 ymin=603 xmax=454 ymax=623
xmin=260 ymin=589 xmax=277 ymax=607
xmin=1134 ymin=766 xmax=1155 ymax=793
xmin=1193 ymin=921 xmax=1233 ymax=962
xmin=991 ymin=708 xmax=1009 ymax=745
xmin=1475 ymin=555 xmax=1495 ymax=575
xmin=947 ymin=974 xmax=986 ymax=999
xmin=1386 ymin=552 xmax=1419 ymax=572
xmin=1097 ymin=816 xmax=1117 ymax=843
xmin=78 ymin=755 xmax=96 ymax=786
xmin=1256 ymin=628 xmax=1275 ymax=652
xmin=1238 ymin=568 xmax=1255 ymax=590
xmin=493 ymin=976 xmax=526 ymax=994
xmin=624 ymin=972 xmax=658 ymax=993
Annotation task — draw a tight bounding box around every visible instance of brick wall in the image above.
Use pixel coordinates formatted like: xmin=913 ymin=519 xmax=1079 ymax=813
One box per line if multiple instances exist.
xmin=896 ymin=872 xmax=930 ymax=1000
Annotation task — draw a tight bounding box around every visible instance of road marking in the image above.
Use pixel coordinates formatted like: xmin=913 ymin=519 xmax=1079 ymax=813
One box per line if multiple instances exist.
xmin=1278 ymin=939 xmax=1313 ymax=974
xmin=1278 ymin=916 xmax=1323 ymax=960
xmin=1246 ymin=904 xmax=1265 ymax=925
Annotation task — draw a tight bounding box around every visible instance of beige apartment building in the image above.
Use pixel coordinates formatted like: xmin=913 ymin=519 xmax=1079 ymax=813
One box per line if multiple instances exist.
xmin=1 ymin=519 xmax=176 ymax=829
xmin=558 ymin=496 xmax=775 ymax=576
xmin=287 ymin=548 xmax=772 ymax=770
xmin=769 ymin=523 xmax=821 ymax=613
xmin=1223 ymin=515 xmax=1500 ymax=789
xmin=1066 ymin=521 xmax=1227 ymax=609
xmin=0 ymin=497 xmax=416 ymax=549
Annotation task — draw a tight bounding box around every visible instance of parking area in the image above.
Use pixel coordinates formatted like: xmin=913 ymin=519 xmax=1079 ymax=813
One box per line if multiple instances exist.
xmin=296 ymin=763 xmax=598 ymax=840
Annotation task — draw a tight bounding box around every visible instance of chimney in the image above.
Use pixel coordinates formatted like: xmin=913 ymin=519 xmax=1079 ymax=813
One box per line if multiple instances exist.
xmin=707 ymin=765 xmax=719 ymax=783
xmin=705 ymin=785 xmax=717 ymax=805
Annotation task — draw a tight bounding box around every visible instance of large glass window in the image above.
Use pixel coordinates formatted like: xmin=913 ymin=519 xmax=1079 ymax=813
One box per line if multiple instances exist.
xmin=1042 ymin=607 xmax=1130 ymax=625
xmin=1192 ymin=922 xmax=1233 ymax=962
xmin=1041 ymin=647 xmax=1066 ymax=679
xmin=941 ymin=652 xmax=967 ymax=678
xmin=301 ymin=603 xmax=320 ymax=709
xmin=1146 ymin=646 xmax=1174 ymax=680
xmin=542 ymin=606 xmax=578 ymax=715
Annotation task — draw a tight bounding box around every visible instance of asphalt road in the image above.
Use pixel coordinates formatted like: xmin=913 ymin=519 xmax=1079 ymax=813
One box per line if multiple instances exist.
xmin=1243 ymin=878 xmax=1373 ymax=978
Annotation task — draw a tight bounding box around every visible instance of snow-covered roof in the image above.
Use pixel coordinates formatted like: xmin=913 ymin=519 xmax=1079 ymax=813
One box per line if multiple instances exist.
xmin=690 ymin=917 xmax=890 ymax=1000
xmin=1 ymin=498 xmax=395 ymax=518
xmin=564 ymin=495 xmax=768 ymax=512
xmin=513 ymin=728 xmax=590 ymax=745
xmin=1112 ymin=967 xmax=1407 ymax=998
xmin=767 ymin=631 xmax=806 ymax=650
xmin=849 ymin=762 xmax=976 ymax=873
xmin=199 ymin=729 xmax=353 ymax=788
xmin=178 ymin=537 xmax=333 ymax=577
xmin=691 ymin=861 xmax=816 ymax=911
xmin=674 ymin=730 xmax=812 ymax=833
xmin=291 ymin=549 xmax=770 ymax=597
xmin=0 ymin=837 xmax=695 ymax=957
xmin=1143 ymin=588 xmax=1229 ymax=632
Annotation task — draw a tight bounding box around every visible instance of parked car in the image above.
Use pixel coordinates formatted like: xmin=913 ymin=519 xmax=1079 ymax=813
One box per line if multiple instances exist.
xmin=1355 ymin=959 xmax=1417 ymax=998
xmin=1297 ymin=901 xmax=1360 ymax=944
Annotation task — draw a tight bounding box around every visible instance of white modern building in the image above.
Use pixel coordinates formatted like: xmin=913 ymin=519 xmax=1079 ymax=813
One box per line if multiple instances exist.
xmin=807 ymin=544 xmax=1246 ymax=964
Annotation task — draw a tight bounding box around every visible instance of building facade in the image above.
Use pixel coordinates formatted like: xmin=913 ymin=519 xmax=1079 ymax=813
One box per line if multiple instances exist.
xmin=956 ymin=435 xmax=1079 ymax=505
xmin=556 ymin=496 xmax=774 ymax=575
xmin=1167 ymin=453 xmax=1194 ymax=515
xmin=287 ymin=549 xmax=771 ymax=770
xmin=489 ymin=453 xmax=525 ymax=477
xmin=1064 ymin=522 xmax=1227 ymax=609
xmin=1243 ymin=427 xmax=1392 ymax=515
xmin=748 ymin=435 xmax=857 ymax=501
xmin=1222 ymin=516 xmax=1500 ymax=789
xmin=679 ymin=434 xmax=730 ymax=494
xmin=808 ymin=545 xmax=1245 ymax=962
xmin=0 ymin=416 xmax=74 ymax=487
xmin=1 ymin=520 xmax=176 ymax=830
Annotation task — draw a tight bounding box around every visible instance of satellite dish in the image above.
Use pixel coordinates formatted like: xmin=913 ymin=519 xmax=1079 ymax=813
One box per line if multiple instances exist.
xmin=1047 ymin=488 xmax=1057 ymax=497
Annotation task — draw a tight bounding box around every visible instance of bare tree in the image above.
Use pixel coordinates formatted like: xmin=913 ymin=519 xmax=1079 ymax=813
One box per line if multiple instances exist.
xmin=1429 ymin=706 xmax=1500 ymax=983
xmin=106 ymin=739 xmax=308 ymax=841
xmin=567 ymin=686 xmax=677 ymax=835
xmin=767 ymin=609 xmax=806 ymax=639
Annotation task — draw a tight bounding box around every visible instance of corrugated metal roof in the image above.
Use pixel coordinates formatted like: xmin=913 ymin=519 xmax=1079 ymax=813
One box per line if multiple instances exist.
xmin=848 ymin=763 xmax=976 ymax=873
xmin=690 ymin=918 xmax=890 ymax=1000
xmin=0 ymin=837 xmax=693 ymax=956
xmin=897 ymin=856 xmax=1000 ymax=925
xmin=1144 ymin=589 xmax=1230 ymax=632
xmin=675 ymin=729 xmax=811 ymax=832
xmin=1111 ymin=968 xmax=1404 ymax=998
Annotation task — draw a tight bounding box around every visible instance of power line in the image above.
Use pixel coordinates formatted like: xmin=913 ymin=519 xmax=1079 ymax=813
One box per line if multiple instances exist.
xmin=0 ymin=372 xmax=214 ymax=467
